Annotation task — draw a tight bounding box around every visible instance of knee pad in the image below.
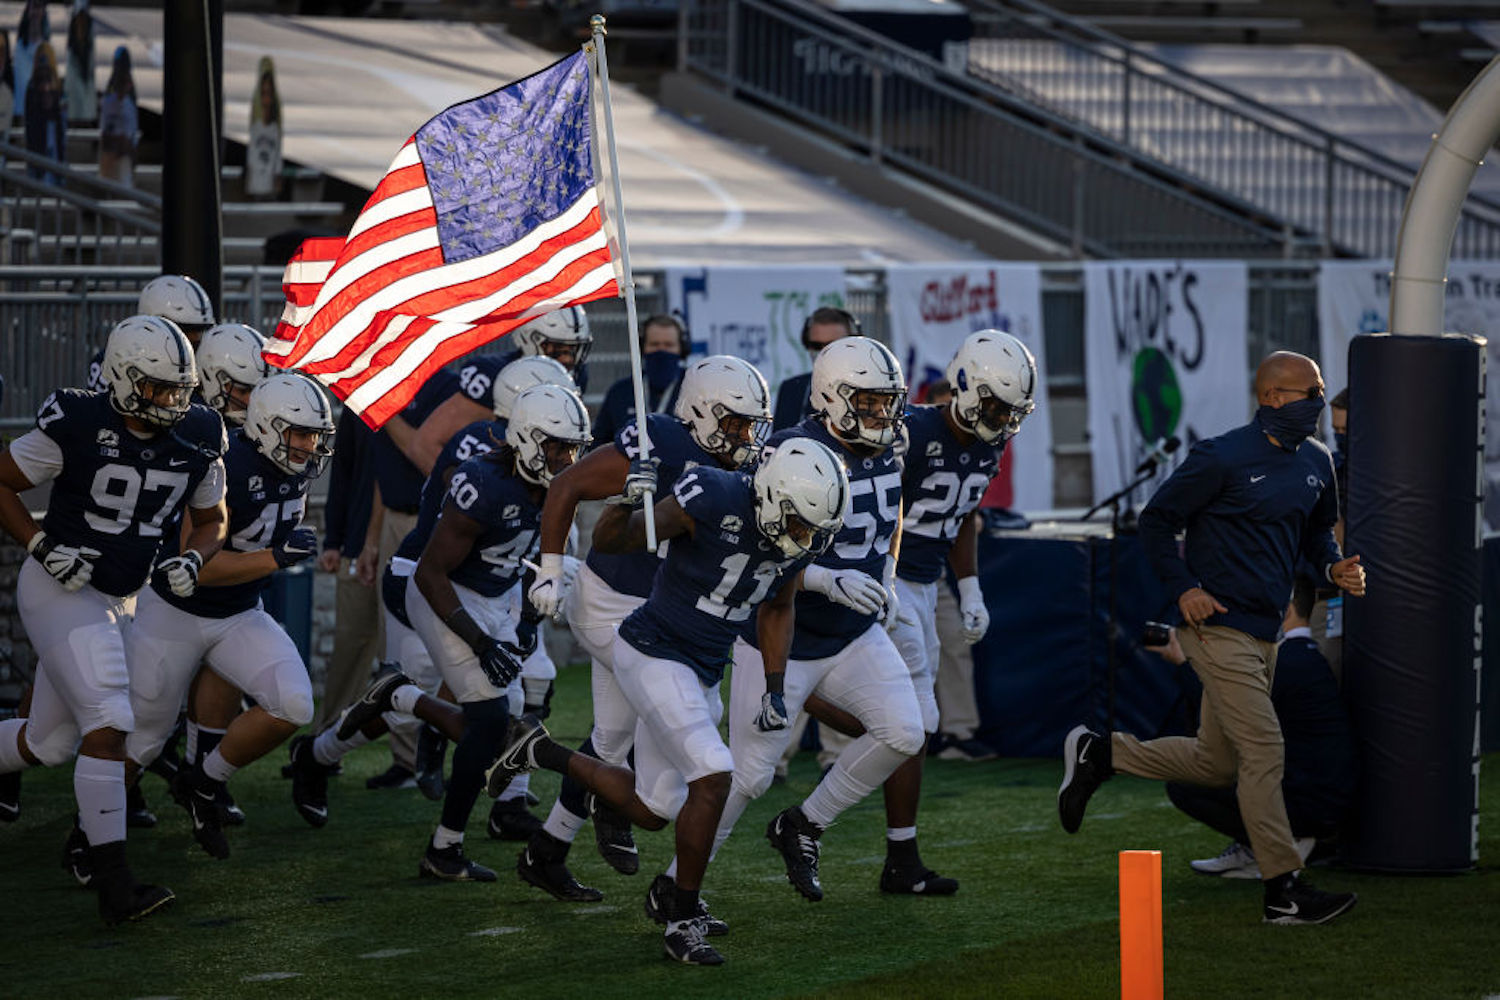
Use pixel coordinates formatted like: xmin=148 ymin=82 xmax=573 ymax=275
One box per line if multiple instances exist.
xmin=590 ymin=724 xmax=633 ymax=767
xmin=877 ymin=720 xmax=926 ymax=758
xmin=733 ymin=765 xmax=775 ymax=802
xmin=27 ymin=723 xmax=81 ymax=767
xmin=262 ymin=665 xmax=315 ymax=728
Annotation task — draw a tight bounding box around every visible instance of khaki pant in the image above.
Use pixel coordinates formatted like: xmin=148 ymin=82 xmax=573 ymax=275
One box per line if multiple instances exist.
xmin=312 ymin=557 xmax=382 ymax=732
xmin=1110 ymin=624 xmax=1303 ymax=880
xmin=933 ymin=582 xmax=980 ymax=740
xmin=379 ymin=509 xmax=420 ymax=771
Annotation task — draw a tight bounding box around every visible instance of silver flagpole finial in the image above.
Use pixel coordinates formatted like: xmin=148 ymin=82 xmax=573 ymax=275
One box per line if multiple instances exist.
xmin=590 ymin=13 xmax=607 ymax=34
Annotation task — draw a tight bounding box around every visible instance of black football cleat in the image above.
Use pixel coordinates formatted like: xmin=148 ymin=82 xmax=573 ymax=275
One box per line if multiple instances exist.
xmin=662 ymin=918 xmax=725 ymax=966
xmin=419 ymin=842 xmax=497 ymax=882
xmin=1058 ymin=725 xmax=1112 ymax=834
xmin=483 ymin=714 xmax=547 ymax=798
xmin=487 ymin=797 xmax=544 ymax=841
xmin=337 ymin=663 xmax=410 ymax=741
xmin=62 ymin=821 xmax=93 ymax=887
xmin=879 ymin=860 xmax=959 ymax=895
xmin=645 ymin=873 xmax=728 ymax=936
xmin=1263 ymin=873 xmax=1358 ymax=925
xmin=288 ymin=735 xmax=332 ymax=829
xmin=91 ymin=842 xmax=174 ymax=927
xmin=186 ymin=775 xmax=230 ymax=860
xmin=589 ymin=791 xmax=640 ymax=876
xmin=766 ymin=806 xmax=824 ymax=902
xmin=365 ymin=763 xmax=417 ymax=790
xmin=0 ymin=770 xmax=20 ymax=822
xmin=516 ymin=833 xmax=604 ymax=902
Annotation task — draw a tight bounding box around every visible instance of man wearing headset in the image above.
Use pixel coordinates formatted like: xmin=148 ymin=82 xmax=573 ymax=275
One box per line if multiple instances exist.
xmin=592 ymin=314 xmax=691 ymax=447
xmin=772 ymin=307 xmax=859 ymax=432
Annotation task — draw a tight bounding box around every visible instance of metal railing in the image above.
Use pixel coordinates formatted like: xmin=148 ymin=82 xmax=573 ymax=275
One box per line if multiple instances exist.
xmin=681 ymin=0 xmax=1308 ymax=259
xmin=963 ymin=0 xmax=1500 ymax=259
xmin=0 ymin=142 xmax=162 ymax=267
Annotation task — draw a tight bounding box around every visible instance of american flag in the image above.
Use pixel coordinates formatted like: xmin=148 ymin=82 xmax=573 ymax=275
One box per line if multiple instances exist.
xmin=264 ymin=50 xmax=621 ymax=428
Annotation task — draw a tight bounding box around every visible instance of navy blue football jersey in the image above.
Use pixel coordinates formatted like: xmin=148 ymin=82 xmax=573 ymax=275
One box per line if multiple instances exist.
xmin=454 ymin=355 xmax=509 ymax=408
xmin=430 ymin=452 xmax=541 ymax=598
xmin=156 ymin=429 xmax=309 ymax=617
xmin=584 ymin=414 xmax=718 ymax=599
xmin=745 ymin=417 xmax=903 ymax=660
xmin=618 ymin=465 xmax=806 ymax=684
xmin=494 ymin=347 xmax=589 ymax=394
xmin=395 ymin=418 xmax=507 ymax=563
xmin=896 ymin=405 xmax=1001 ymax=584
xmin=30 ymin=389 xmax=225 ymax=598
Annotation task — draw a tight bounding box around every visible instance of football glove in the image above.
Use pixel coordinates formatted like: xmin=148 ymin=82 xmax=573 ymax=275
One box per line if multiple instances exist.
xmin=477 ymin=637 xmax=523 ymax=690
xmin=623 ymin=455 xmax=661 ymax=505
xmin=157 ymin=549 xmax=204 ymax=598
xmin=802 ymin=564 xmax=884 ymax=615
xmin=28 ymin=531 xmax=99 ymax=592
xmin=755 ymin=691 xmax=789 ymax=732
xmin=273 ymin=526 xmax=319 ymax=569
xmin=957 ymin=575 xmax=990 ymax=645
xmin=527 ymin=553 xmax=566 ymax=620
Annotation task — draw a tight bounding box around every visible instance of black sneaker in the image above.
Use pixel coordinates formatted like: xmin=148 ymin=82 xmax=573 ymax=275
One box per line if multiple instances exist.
xmin=487 ymin=798 xmax=544 ymax=841
xmin=588 ymin=791 xmax=640 ymax=876
xmin=366 ymin=764 xmax=418 ymax=790
xmin=516 ymin=834 xmax=604 ymax=902
xmin=1263 ymin=873 xmax=1357 ymax=925
xmin=419 ymin=842 xmax=497 ymax=882
xmin=645 ymin=873 xmax=728 ymax=936
xmin=126 ymin=781 xmax=156 ymax=829
xmin=337 ymin=663 xmax=410 ymax=741
xmin=879 ymin=860 xmax=959 ymax=895
xmin=936 ymin=736 xmax=999 ymax=762
xmin=186 ymin=776 xmax=231 ymax=860
xmin=0 ymin=770 xmax=20 ymax=822
xmin=91 ymin=843 xmax=174 ymax=927
xmin=216 ymin=785 xmax=246 ymax=827
xmin=1058 ymin=725 xmax=1111 ymax=834
xmin=663 ymin=917 xmax=725 ymax=966
xmin=766 ymin=806 xmax=824 ymax=902
xmin=62 ymin=822 xmax=92 ymax=886
xmin=483 ymin=714 xmax=547 ymax=798
xmin=415 ymin=724 xmax=448 ymax=802
xmin=289 ymin=735 xmax=332 ymax=828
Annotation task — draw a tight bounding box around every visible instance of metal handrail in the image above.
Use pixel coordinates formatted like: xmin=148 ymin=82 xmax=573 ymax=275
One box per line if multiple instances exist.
xmin=0 ymin=140 xmax=163 ymax=211
xmin=963 ymin=0 xmax=1500 ymax=257
xmin=683 ymin=0 xmax=1303 ymax=257
xmin=0 ymin=163 xmax=161 ymax=234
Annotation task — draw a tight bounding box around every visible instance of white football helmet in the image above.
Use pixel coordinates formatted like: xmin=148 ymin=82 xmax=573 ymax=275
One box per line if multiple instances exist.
xmin=810 ymin=336 xmax=907 ymax=449
xmin=196 ymin=323 xmax=270 ymax=426
xmin=753 ymin=438 xmax=849 ymax=560
xmin=946 ymin=329 xmax=1037 ymax=444
xmin=511 ymin=306 xmax=592 ymax=370
xmin=492 ymin=355 xmax=575 ymax=421
xmin=506 ymin=383 xmax=592 ymax=487
xmin=102 ymin=314 xmax=199 ymax=428
xmin=138 ymin=274 xmax=215 ymax=336
xmin=676 ymin=355 xmax=772 ymax=468
xmin=244 ymin=372 xmax=336 ymax=478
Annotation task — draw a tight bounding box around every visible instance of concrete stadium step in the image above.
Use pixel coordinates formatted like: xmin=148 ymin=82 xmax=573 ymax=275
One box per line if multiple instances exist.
xmin=1 ymin=160 xmax=329 ymax=201
xmin=9 ymin=232 xmax=268 ymax=267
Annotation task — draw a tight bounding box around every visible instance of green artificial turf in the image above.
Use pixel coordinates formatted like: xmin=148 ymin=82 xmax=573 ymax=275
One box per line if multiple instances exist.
xmin=2 ymin=662 xmax=1498 ymax=999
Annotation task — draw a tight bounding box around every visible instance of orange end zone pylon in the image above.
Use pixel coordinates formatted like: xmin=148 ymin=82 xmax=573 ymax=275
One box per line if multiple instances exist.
xmin=1120 ymin=850 xmax=1163 ymax=1000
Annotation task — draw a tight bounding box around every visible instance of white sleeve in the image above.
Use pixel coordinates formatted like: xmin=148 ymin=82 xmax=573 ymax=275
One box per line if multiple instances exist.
xmin=6 ymin=429 xmax=64 ymax=485
xmin=190 ymin=458 xmax=227 ymax=508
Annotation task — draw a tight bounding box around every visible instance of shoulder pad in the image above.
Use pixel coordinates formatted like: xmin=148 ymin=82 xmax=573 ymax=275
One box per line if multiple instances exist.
xmin=170 ymin=404 xmax=227 ymax=460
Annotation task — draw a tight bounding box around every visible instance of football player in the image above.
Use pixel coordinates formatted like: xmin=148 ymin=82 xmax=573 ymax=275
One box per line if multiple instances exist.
xmin=521 ymin=356 xmax=771 ymax=903
xmin=121 ymin=372 xmax=334 ymax=860
xmin=566 ymin=436 xmax=848 ymax=964
xmin=408 ymin=307 xmax=594 ymax=473
xmin=404 ymin=384 xmax=591 ymax=881
xmin=87 ymin=274 xmax=217 ymax=391
xmin=286 ymin=357 xmax=574 ymax=830
xmin=877 ymin=330 xmax=1037 ymax=892
xmin=712 ymin=337 xmax=932 ymax=903
xmin=0 ymin=315 xmax=227 ymax=924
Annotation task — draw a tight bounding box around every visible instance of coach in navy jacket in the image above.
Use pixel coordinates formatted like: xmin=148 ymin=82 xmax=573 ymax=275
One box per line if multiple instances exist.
xmin=1057 ymin=351 xmax=1367 ymax=925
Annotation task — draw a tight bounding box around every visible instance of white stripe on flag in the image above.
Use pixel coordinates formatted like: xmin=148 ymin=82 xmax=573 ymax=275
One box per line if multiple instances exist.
xmin=303 ymin=190 xmax=602 ymax=367
xmin=285 ymin=258 xmax=337 ymax=286
xmin=342 ymin=263 xmax=617 ymax=412
xmin=346 ymin=186 xmax=436 ymax=244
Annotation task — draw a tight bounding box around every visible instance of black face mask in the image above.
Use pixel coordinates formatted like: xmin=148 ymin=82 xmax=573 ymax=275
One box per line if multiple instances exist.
xmin=1257 ymin=396 xmax=1325 ymax=450
xmin=1333 ymin=431 xmax=1348 ymax=458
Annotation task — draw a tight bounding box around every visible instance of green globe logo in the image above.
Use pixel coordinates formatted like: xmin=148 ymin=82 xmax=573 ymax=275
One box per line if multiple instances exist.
xmin=1131 ymin=347 xmax=1183 ymax=442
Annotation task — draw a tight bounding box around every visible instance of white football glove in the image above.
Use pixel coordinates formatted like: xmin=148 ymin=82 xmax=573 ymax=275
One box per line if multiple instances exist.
xmin=957 ymin=575 xmax=990 ymax=645
xmin=755 ymin=691 xmax=789 ymax=732
xmin=528 ymin=553 xmax=566 ymax=620
xmin=801 ymin=564 xmax=885 ymax=615
xmin=623 ymin=455 xmax=661 ymax=506
xmin=28 ymin=531 xmax=99 ymax=592
xmin=157 ymin=549 xmax=205 ymax=598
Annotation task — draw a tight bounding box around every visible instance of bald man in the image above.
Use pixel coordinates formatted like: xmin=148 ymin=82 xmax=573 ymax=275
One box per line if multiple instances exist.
xmin=1057 ymin=352 xmax=1366 ymax=925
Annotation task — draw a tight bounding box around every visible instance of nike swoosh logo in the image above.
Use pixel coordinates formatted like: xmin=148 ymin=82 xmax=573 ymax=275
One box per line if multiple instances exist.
xmin=1250 ymin=475 xmax=1267 ymax=483
xmin=101 ymin=807 xmax=122 ymax=814
xmin=1078 ymin=744 xmax=1090 ymax=766
xmin=169 ymin=458 xmax=189 ymax=467
xmin=1267 ymin=902 xmax=1299 ymax=915
xmin=303 ymin=806 xmax=328 ymax=819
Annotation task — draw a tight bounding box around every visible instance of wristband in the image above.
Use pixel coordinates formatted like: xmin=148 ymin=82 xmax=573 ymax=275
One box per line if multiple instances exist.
xmin=443 ymin=605 xmax=489 ymax=654
xmin=540 ymin=552 xmax=563 ymax=574
xmin=26 ymin=531 xmax=50 ymax=557
xmin=764 ymin=671 xmax=785 ymax=696
xmin=956 ymin=575 xmax=982 ymax=603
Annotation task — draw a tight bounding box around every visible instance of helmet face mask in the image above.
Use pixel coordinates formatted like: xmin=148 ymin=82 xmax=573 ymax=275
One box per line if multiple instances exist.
xmin=244 ymin=373 xmax=337 ymax=478
xmin=514 ymin=307 xmax=592 ymax=372
xmin=676 ymin=356 xmax=773 ymax=468
xmin=275 ymin=423 xmax=335 ymax=478
xmin=811 ymin=338 xmax=907 ymax=451
xmin=840 ymin=386 xmax=905 ymax=447
xmin=946 ymin=329 xmax=1038 ymax=445
xmin=751 ymin=439 xmax=849 ymax=560
xmin=506 ymin=384 xmax=592 ymax=487
xmin=962 ymin=387 xmax=1034 ymax=444
xmin=103 ymin=315 xmax=199 ymax=429
xmin=197 ymin=323 xmax=269 ymax=426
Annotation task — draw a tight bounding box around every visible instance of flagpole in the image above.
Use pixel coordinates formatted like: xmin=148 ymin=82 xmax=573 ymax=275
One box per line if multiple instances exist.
xmin=588 ymin=14 xmax=657 ymax=552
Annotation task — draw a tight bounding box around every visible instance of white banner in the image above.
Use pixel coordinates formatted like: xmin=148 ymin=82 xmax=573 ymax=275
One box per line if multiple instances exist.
xmin=1085 ymin=261 xmax=1250 ymax=505
xmin=1318 ymin=259 xmax=1500 ymax=526
xmin=664 ymin=266 xmax=848 ymax=397
xmin=886 ymin=263 xmax=1054 ymax=511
